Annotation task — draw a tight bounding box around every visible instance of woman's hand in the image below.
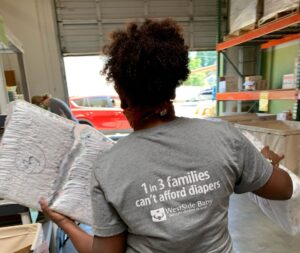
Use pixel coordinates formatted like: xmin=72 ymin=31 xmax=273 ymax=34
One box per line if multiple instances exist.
xmin=261 ymin=146 xmax=284 ymax=169
xmin=39 ymin=197 xmax=74 ymax=227
xmin=39 ymin=197 xmax=94 ymax=253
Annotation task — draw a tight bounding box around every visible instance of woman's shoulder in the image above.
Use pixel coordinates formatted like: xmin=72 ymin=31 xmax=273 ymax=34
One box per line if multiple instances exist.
xmin=183 ymin=117 xmax=245 ymax=144
xmin=182 ymin=117 xmax=235 ymax=131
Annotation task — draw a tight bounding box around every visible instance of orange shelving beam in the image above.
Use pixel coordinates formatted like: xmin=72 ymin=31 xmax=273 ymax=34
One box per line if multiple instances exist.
xmin=216 ymin=89 xmax=299 ymax=101
xmin=217 ymin=12 xmax=300 ymax=51
xmin=261 ymin=33 xmax=300 ymax=49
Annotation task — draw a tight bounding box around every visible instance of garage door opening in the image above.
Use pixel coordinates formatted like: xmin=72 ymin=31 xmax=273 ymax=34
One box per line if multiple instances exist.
xmin=64 ymin=55 xmax=131 ymax=136
xmin=63 ymin=51 xmax=217 ymax=133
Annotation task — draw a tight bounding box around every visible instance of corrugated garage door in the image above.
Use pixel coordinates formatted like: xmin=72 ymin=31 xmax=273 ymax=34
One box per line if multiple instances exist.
xmin=54 ymin=0 xmax=217 ymax=55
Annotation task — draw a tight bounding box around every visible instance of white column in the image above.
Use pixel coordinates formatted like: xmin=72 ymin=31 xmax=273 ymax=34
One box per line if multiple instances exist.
xmin=0 ymin=55 xmax=9 ymax=114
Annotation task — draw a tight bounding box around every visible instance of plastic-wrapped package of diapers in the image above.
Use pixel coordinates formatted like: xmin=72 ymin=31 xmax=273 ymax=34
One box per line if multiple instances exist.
xmin=243 ymin=131 xmax=300 ymax=236
xmin=0 ymin=100 xmax=114 ymax=225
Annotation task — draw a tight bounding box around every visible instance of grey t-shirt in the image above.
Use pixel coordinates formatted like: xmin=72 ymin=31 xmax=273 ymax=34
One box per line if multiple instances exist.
xmin=91 ymin=117 xmax=272 ymax=253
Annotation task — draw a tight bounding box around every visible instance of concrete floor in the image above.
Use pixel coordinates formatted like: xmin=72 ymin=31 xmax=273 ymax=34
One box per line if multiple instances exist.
xmin=229 ymin=194 xmax=300 ymax=253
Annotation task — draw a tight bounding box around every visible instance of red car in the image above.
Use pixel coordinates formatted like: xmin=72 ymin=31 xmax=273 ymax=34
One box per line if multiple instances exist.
xmin=69 ymin=96 xmax=131 ymax=133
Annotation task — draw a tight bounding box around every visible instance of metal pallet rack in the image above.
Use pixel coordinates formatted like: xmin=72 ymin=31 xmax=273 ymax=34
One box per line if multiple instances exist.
xmin=0 ymin=16 xmax=29 ymax=115
xmin=0 ymin=16 xmax=31 ymax=227
xmin=216 ymin=1 xmax=300 ymax=120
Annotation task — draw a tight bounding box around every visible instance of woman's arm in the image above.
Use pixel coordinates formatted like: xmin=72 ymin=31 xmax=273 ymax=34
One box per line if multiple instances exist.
xmin=253 ymin=146 xmax=293 ymax=200
xmin=253 ymin=166 xmax=293 ymax=200
xmin=92 ymin=233 xmax=126 ymax=253
xmin=39 ymin=198 xmax=93 ymax=253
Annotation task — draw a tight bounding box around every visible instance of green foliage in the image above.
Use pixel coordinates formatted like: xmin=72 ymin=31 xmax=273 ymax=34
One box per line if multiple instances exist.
xmin=197 ymin=51 xmax=217 ymax=67
xmin=184 ymin=73 xmax=206 ymax=86
xmin=188 ymin=57 xmax=202 ymax=70
xmin=184 ymin=51 xmax=217 ymax=87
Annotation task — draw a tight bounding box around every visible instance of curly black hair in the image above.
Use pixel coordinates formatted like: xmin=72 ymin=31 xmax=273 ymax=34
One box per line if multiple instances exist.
xmin=102 ymin=18 xmax=190 ymax=107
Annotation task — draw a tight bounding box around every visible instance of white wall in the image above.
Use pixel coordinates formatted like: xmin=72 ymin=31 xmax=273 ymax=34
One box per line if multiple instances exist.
xmin=0 ymin=0 xmax=67 ymax=100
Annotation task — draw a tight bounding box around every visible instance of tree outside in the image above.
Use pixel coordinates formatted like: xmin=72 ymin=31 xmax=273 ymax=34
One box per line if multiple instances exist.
xmin=183 ymin=51 xmax=217 ymax=88
xmin=174 ymin=51 xmax=217 ymax=118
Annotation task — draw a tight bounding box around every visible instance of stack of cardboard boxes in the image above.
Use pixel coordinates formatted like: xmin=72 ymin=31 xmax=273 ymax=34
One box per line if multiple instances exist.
xmin=219 ymin=75 xmax=267 ymax=92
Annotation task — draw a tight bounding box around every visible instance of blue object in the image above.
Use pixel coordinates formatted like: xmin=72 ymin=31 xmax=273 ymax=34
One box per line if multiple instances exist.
xmin=211 ymin=86 xmax=217 ymax=101
xmin=56 ymin=223 xmax=93 ymax=253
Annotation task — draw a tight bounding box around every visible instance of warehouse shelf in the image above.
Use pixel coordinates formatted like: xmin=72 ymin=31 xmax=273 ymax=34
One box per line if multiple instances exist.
xmin=0 ymin=25 xmax=24 ymax=53
xmin=261 ymin=33 xmax=300 ymax=49
xmin=216 ymin=3 xmax=300 ymax=120
xmin=217 ymin=12 xmax=300 ymax=51
xmin=216 ymin=89 xmax=299 ymax=101
xmin=0 ymin=17 xmax=29 ymax=115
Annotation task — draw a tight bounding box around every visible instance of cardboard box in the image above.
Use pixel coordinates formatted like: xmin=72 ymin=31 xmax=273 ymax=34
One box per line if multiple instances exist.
xmin=229 ymin=0 xmax=263 ymax=34
xmin=245 ymin=75 xmax=262 ymax=82
xmin=244 ymin=75 xmax=268 ymax=90
xmin=212 ymin=113 xmax=276 ymax=123
xmin=219 ymin=76 xmax=238 ymax=92
xmin=260 ymin=0 xmax=300 ymax=25
xmin=0 ymin=223 xmax=44 ymax=253
xmin=282 ymin=74 xmax=296 ymax=89
xmin=256 ymin=80 xmax=268 ymax=90
xmin=277 ymin=111 xmax=293 ymax=121
xmin=4 ymin=70 xmax=16 ymax=87
xmin=235 ymin=120 xmax=300 ymax=175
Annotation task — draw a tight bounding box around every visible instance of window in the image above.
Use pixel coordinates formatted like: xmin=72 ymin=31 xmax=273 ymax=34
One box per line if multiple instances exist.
xmin=73 ymin=98 xmax=85 ymax=106
xmin=88 ymin=97 xmax=113 ymax=108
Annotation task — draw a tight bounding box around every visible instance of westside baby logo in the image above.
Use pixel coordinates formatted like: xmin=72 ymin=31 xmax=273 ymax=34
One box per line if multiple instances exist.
xmin=150 ymin=208 xmax=167 ymax=222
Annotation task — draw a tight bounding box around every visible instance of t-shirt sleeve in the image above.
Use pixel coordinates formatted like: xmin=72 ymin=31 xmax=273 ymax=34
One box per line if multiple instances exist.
xmin=49 ymin=98 xmax=75 ymax=121
xmin=233 ymin=129 xmax=273 ymax=194
xmin=91 ymin=169 xmax=127 ymax=237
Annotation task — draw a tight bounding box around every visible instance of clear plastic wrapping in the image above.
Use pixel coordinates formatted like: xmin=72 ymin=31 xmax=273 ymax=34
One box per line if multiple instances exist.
xmin=235 ymin=120 xmax=300 ymax=176
xmin=244 ymin=131 xmax=300 ymax=236
xmin=260 ymin=0 xmax=300 ymax=25
xmin=229 ymin=0 xmax=260 ymax=34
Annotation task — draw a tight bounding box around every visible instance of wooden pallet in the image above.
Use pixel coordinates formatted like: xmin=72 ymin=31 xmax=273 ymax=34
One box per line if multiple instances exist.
xmin=258 ymin=6 xmax=300 ymax=27
xmin=224 ymin=23 xmax=256 ymax=41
